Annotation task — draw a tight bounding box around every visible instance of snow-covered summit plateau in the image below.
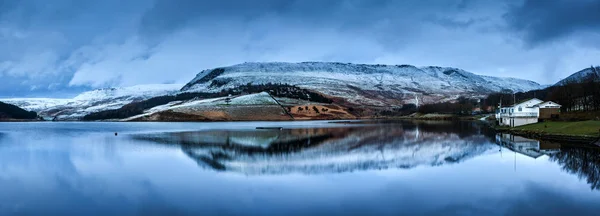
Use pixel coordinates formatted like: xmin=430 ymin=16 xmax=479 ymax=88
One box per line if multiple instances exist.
xmin=182 ymin=62 xmax=542 ymax=105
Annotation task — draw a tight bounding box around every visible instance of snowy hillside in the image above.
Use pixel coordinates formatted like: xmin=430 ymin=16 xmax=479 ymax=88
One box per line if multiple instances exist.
xmin=123 ymin=92 xmax=293 ymax=122
xmin=72 ymin=84 xmax=183 ymax=101
xmin=555 ymin=66 xmax=600 ymax=86
xmin=1 ymin=84 xmax=182 ymax=120
xmin=0 ymin=98 xmax=72 ymax=112
xmin=182 ymin=62 xmax=543 ymax=105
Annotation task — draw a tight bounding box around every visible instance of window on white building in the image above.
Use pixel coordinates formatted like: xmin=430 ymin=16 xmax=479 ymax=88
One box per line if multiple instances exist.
xmin=518 ymin=107 xmax=522 ymax=111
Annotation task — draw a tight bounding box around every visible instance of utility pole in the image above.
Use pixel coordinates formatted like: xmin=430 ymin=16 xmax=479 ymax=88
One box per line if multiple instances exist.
xmin=513 ymin=93 xmax=516 ymax=105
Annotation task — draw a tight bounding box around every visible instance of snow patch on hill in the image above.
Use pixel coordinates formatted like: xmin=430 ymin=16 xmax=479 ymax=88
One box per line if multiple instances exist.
xmin=230 ymin=92 xmax=278 ymax=105
xmin=0 ymin=98 xmax=72 ymax=112
xmin=73 ymin=84 xmax=183 ymax=101
xmin=123 ymin=92 xmax=279 ymax=121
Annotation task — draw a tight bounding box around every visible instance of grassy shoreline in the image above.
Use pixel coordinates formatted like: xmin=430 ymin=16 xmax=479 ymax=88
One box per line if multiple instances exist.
xmin=494 ymin=120 xmax=600 ymax=143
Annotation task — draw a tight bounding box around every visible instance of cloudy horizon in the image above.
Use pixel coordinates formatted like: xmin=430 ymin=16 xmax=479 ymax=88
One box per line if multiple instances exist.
xmin=1 ymin=0 xmax=599 ymax=97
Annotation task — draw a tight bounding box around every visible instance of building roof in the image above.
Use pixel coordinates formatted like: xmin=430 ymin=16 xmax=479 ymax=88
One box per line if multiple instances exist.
xmin=516 ymin=98 xmax=543 ymax=107
xmin=534 ymin=101 xmax=562 ymax=107
xmin=500 ymin=99 xmax=562 ymax=109
xmin=500 ymin=98 xmax=543 ymax=108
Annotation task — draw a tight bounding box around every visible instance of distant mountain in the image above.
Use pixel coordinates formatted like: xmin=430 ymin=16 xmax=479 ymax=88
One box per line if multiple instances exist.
xmin=555 ymin=66 xmax=600 ymax=86
xmin=0 ymin=102 xmax=37 ymax=120
xmin=1 ymin=84 xmax=182 ymax=120
xmin=1 ymin=62 xmax=546 ymax=121
xmin=182 ymin=62 xmax=542 ymax=106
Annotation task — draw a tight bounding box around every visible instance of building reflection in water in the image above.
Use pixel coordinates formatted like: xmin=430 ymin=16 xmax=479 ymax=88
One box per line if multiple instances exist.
xmin=495 ymin=133 xmax=560 ymax=159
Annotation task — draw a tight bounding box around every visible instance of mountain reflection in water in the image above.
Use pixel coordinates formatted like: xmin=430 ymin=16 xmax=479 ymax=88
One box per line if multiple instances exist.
xmin=133 ymin=121 xmax=498 ymax=174
xmin=3 ymin=121 xmax=600 ymax=215
xmin=133 ymin=121 xmax=600 ymax=191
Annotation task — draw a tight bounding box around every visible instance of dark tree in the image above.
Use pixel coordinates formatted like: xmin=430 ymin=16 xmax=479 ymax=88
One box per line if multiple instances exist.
xmin=224 ymin=95 xmax=232 ymax=105
xmin=312 ymin=106 xmax=320 ymax=113
xmin=0 ymin=102 xmax=37 ymax=119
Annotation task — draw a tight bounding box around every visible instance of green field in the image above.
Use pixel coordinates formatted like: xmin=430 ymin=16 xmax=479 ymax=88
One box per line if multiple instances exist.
xmin=514 ymin=120 xmax=600 ymax=137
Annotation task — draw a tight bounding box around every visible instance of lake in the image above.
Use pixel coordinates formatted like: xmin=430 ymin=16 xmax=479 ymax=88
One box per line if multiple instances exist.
xmin=1 ymin=121 xmax=599 ymax=215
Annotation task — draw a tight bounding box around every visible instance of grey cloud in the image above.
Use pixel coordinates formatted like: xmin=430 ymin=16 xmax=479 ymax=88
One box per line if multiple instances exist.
xmin=425 ymin=17 xmax=482 ymax=29
xmin=0 ymin=0 xmax=598 ymax=96
xmin=504 ymin=0 xmax=600 ymax=46
xmin=138 ymin=0 xmax=475 ymax=37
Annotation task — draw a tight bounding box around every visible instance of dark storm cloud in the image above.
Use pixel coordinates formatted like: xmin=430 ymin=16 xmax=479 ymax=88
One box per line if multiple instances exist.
xmin=0 ymin=0 xmax=598 ymax=97
xmin=138 ymin=0 xmax=474 ymax=39
xmin=504 ymin=0 xmax=600 ymax=46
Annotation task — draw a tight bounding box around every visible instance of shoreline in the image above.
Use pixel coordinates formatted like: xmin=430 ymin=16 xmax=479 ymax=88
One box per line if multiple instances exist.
xmin=494 ymin=127 xmax=598 ymax=144
xmin=0 ymin=119 xmax=42 ymax=122
xmin=491 ymin=122 xmax=600 ymax=145
xmin=4 ymin=117 xmax=599 ymax=145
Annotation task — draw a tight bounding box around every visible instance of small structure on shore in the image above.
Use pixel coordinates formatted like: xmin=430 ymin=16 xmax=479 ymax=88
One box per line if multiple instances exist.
xmin=495 ymin=98 xmax=561 ymax=127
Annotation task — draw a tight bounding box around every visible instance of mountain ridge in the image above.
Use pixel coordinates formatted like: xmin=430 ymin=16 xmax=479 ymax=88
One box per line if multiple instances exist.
xmin=1 ymin=84 xmax=181 ymax=120
xmin=555 ymin=66 xmax=600 ymax=86
xmin=182 ymin=62 xmax=543 ymax=106
xmin=1 ymin=62 xmax=553 ymax=121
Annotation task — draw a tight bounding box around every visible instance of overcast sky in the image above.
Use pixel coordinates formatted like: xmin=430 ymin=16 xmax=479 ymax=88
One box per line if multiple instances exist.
xmin=1 ymin=0 xmax=599 ymax=97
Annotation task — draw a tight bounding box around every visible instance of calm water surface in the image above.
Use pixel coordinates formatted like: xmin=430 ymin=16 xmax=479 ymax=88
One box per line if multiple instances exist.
xmin=1 ymin=121 xmax=599 ymax=215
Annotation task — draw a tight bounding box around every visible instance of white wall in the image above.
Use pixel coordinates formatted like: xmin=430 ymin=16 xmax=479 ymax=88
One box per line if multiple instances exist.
xmin=512 ymin=118 xmax=538 ymax=127
xmin=498 ymin=116 xmax=538 ymax=127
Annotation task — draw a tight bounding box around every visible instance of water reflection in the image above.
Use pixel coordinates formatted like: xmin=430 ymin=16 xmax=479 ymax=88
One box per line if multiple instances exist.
xmin=496 ymin=133 xmax=600 ymax=191
xmin=2 ymin=121 xmax=600 ymax=215
xmin=495 ymin=134 xmax=560 ymax=159
xmin=133 ymin=121 xmax=497 ymax=175
xmin=549 ymin=147 xmax=600 ymax=190
xmin=134 ymin=121 xmax=600 ymax=191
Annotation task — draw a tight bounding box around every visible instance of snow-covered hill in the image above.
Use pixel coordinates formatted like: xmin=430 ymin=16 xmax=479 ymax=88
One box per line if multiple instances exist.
xmin=1 ymin=84 xmax=182 ymax=120
xmin=0 ymin=62 xmax=546 ymax=121
xmin=182 ymin=62 xmax=542 ymax=105
xmin=555 ymin=66 xmax=600 ymax=86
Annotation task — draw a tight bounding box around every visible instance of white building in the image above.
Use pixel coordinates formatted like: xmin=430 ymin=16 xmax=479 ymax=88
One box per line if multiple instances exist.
xmin=495 ymin=98 xmax=562 ymax=127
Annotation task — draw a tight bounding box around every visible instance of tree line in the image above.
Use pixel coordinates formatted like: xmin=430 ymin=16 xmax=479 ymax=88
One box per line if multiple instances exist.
xmin=0 ymin=102 xmax=38 ymax=119
xmin=482 ymin=66 xmax=600 ymax=113
xmin=417 ymin=97 xmax=481 ymax=115
xmin=376 ymin=66 xmax=600 ymax=116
